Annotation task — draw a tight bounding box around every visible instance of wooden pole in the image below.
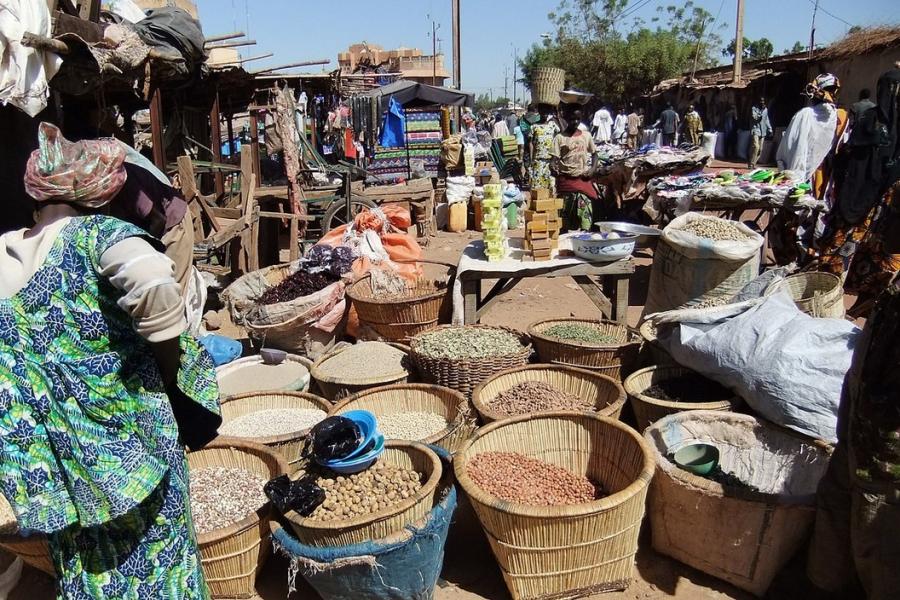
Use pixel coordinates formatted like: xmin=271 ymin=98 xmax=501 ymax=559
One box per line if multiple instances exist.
xmin=237 ymin=52 xmax=274 ymax=64
xmin=205 ymin=39 xmax=257 ymax=50
xmin=204 ymin=31 xmax=246 ymax=44
xmin=210 ymin=92 xmax=224 ymax=196
xmin=452 ymin=0 xmax=461 ymax=90
xmin=733 ymin=0 xmax=744 ymax=84
xmin=226 ymin=114 xmax=235 ymax=158
xmin=149 ymin=88 xmax=165 ymax=171
xmin=250 ymin=59 xmax=331 ymax=74
xmin=808 ymin=0 xmax=819 ymax=59
xmin=249 ymin=109 xmax=261 ymax=183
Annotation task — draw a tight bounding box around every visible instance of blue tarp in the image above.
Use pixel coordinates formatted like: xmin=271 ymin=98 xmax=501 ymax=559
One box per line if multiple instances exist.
xmin=379 ymin=96 xmax=406 ymax=148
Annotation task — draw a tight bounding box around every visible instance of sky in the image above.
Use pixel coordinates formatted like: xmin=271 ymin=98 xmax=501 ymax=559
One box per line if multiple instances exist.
xmin=195 ymin=0 xmax=896 ymax=99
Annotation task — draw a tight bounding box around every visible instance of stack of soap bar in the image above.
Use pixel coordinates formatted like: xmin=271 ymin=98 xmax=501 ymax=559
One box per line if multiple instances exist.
xmin=524 ymin=188 xmax=563 ymax=260
xmin=481 ymin=183 xmax=507 ymax=262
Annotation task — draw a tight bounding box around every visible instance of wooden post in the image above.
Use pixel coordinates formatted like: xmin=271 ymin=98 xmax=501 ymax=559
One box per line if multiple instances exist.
xmin=249 ymin=109 xmax=260 ymax=183
xmin=149 ymin=87 xmax=165 ymax=171
xmin=226 ymin=114 xmax=235 ymax=158
xmin=210 ymin=92 xmax=224 ymax=196
xmin=733 ymin=0 xmax=745 ymax=84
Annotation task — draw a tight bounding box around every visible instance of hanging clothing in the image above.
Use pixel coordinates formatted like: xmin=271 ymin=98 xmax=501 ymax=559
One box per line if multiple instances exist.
xmin=591 ymin=108 xmax=612 ymax=143
xmin=379 ymin=96 xmax=406 ymax=148
xmin=776 ymin=102 xmax=839 ymax=182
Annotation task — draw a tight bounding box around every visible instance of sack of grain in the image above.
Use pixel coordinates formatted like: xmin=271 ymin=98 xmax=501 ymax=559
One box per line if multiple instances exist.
xmin=643 ymin=214 xmax=763 ymax=316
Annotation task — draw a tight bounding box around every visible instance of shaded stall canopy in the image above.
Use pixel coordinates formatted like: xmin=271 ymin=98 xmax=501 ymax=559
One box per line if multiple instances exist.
xmin=363 ymin=79 xmax=474 ymax=111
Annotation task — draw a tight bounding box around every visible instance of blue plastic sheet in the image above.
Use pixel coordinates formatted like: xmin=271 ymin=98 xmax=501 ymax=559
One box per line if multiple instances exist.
xmin=379 ymin=96 xmax=406 ymax=149
xmin=198 ymin=334 xmax=242 ymax=366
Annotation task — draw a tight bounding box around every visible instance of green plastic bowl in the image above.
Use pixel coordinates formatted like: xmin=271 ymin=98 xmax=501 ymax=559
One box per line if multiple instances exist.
xmin=674 ymin=443 xmax=719 ymax=476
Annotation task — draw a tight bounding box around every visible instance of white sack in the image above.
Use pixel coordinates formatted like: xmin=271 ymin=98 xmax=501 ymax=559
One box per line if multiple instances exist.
xmin=0 ymin=0 xmax=63 ymax=116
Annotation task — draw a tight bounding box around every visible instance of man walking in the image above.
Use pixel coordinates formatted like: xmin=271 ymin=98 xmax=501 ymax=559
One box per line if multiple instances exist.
xmin=626 ymin=107 xmax=642 ymax=150
xmin=749 ymin=97 xmax=772 ymax=168
xmin=591 ymin=105 xmax=613 ymax=144
xmin=683 ymin=104 xmax=703 ymax=146
xmin=657 ymin=103 xmax=679 ymax=146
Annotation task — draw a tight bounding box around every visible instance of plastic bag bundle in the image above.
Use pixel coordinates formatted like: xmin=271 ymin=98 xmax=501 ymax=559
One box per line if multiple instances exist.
xmin=264 ymin=474 xmax=325 ymax=517
xmin=305 ymin=416 xmax=362 ymax=462
xmin=24 ymin=122 xmax=127 ymax=207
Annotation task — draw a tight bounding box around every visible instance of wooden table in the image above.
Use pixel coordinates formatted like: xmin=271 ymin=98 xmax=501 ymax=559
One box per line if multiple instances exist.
xmin=458 ymin=256 xmax=634 ymax=325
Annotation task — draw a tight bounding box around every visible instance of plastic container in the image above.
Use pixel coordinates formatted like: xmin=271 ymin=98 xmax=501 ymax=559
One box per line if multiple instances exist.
xmin=448 ymin=202 xmax=467 ymax=232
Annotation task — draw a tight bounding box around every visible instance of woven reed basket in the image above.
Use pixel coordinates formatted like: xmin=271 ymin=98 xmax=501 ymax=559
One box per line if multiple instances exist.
xmin=0 ymin=525 xmax=53 ymax=576
xmin=330 ymin=383 xmax=474 ymax=454
xmin=189 ymin=439 xmax=288 ymax=599
xmin=528 ymin=318 xmax=642 ymax=382
xmin=285 ymin=441 xmax=442 ymax=547
xmin=409 ymin=325 xmax=532 ymax=398
xmin=638 ymin=320 xmax=674 ymax=367
xmin=530 ymin=67 xmax=566 ymax=106
xmin=764 ymin=271 xmax=845 ymax=318
xmin=454 ymin=413 xmax=655 ymax=600
xmin=217 ymin=391 xmax=331 ymax=468
xmin=347 ymin=276 xmax=448 ymax=325
xmin=310 ymin=342 xmax=413 ymax=401
xmin=624 ymin=365 xmax=742 ymax=431
xmin=472 ymin=364 xmax=627 ymax=424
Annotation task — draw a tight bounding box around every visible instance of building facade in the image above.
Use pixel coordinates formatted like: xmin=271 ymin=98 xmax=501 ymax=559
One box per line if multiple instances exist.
xmin=338 ymin=43 xmax=449 ymax=85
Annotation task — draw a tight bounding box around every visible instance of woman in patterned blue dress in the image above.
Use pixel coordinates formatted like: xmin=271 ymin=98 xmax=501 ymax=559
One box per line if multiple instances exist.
xmin=0 ymin=123 xmax=221 ymax=599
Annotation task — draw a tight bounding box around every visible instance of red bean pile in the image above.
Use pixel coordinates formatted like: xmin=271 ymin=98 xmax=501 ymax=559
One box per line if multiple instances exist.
xmin=258 ymin=270 xmax=338 ymax=305
xmin=487 ymin=381 xmax=594 ymax=416
xmin=467 ymin=451 xmax=603 ymax=506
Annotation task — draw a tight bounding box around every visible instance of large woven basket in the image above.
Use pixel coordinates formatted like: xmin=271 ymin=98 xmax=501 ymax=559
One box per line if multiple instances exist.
xmin=638 ymin=320 xmax=675 ymax=367
xmin=216 ymin=354 xmax=313 ymax=398
xmin=454 ymin=413 xmax=655 ymax=600
xmin=0 ymin=526 xmax=53 ymax=575
xmin=530 ymin=67 xmax=565 ymax=106
xmin=624 ymin=365 xmax=742 ymax=431
xmin=472 ymin=364 xmax=626 ymax=423
xmin=528 ymin=318 xmax=641 ymax=382
xmin=310 ymin=342 xmax=413 ymax=401
xmin=348 ymin=276 xmax=448 ymax=325
xmin=285 ymin=441 xmax=442 ymax=547
xmin=765 ymin=271 xmax=845 ymax=318
xmin=217 ymin=391 xmax=331 ymax=468
xmin=645 ymin=411 xmax=830 ymax=596
xmin=189 ymin=439 xmax=288 ymax=599
xmin=409 ymin=325 xmax=532 ymax=398
xmin=330 ymin=384 xmax=474 ymax=454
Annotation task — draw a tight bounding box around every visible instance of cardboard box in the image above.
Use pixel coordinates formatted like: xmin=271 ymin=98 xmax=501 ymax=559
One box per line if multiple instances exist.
xmin=524 ymin=210 xmax=548 ymax=223
xmin=531 ymin=198 xmax=559 ymax=212
xmin=532 ymin=188 xmax=551 ymax=200
xmin=526 ymin=230 xmax=549 ymax=241
xmin=526 ymin=220 xmax=548 ymax=232
xmin=530 ymin=239 xmax=553 ymax=251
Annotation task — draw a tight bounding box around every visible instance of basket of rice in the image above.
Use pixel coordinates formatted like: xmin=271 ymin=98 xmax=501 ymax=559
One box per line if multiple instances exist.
xmin=528 ymin=318 xmax=641 ymax=381
xmin=310 ymin=341 xmax=413 ymax=401
xmin=216 ymin=354 xmax=312 ymax=398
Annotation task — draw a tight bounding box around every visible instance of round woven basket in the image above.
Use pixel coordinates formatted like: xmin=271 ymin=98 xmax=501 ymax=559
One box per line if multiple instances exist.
xmin=624 ymin=365 xmax=742 ymax=431
xmin=347 ymin=276 xmax=448 ymax=325
xmin=528 ymin=318 xmax=641 ymax=382
xmin=216 ymin=354 xmax=313 ymax=398
xmin=189 ymin=439 xmax=288 ymax=599
xmin=471 ymin=364 xmax=626 ymax=423
xmin=530 ymin=67 xmax=566 ymax=106
xmin=310 ymin=342 xmax=413 ymax=401
xmin=409 ymin=325 xmax=532 ymax=398
xmin=356 ymin=319 xmax=440 ymax=344
xmin=217 ymin=391 xmax=331 ymax=468
xmin=330 ymin=384 xmax=474 ymax=453
xmin=765 ymin=271 xmax=845 ymax=318
xmin=454 ymin=412 xmax=655 ymax=600
xmin=638 ymin=320 xmax=674 ymax=366
xmin=0 ymin=526 xmax=53 ymax=576
xmin=284 ymin=441 xmax=442 ymax=548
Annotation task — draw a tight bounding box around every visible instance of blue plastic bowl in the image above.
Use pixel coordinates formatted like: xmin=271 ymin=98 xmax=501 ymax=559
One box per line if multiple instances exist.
xmin=339 ymin=410 xmax=378 ymax=460
xmin=321 ymin=434 xmax=386 ymax=474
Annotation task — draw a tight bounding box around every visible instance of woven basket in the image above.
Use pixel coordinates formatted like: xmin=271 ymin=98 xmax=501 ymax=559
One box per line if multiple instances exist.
xmin=472 ymin=364 xmax=626 ymax=423
xmin=765 ymin=271 xmax=845 ymax=318
xmin=624 ymin=365 xmax=742 ymax=431
xmin=216 ymin=354 xmax=313 ymax=398
xmin=330 ymin=384 xmax=474 ymax=453
xmin=285 ymin=441 xmax=442 ymax=547
xmin=357 ymin=319 xmax=440 ymax=344
xmin=528 ymin=318 xmax=641 ymax=382
xmin=217 ymin=391 xmax=331 ymax=468
xmin=189 ymin=439 xmax=288 ymax=599
xmin=530 ymin=67 xmax=565 ymax=106
xmin=0 ymin=531 xmax=53 ymax=576
xmin=347 ymin=276 xmax=448 ymax=325
xmin=644 ymin=411 xmax=830 ymax=596
xmin=638 ymin=320 xmax=674 ymax=367
xmin=410 ymin=325 xmax=532 ymax=398
xmin=454 ymin=413 xmax=655 ymax=600
xmin=310 ymin=342 xmax=413 ymax=401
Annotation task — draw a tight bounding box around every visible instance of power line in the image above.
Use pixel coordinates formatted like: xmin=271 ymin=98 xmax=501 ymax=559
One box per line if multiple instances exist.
xmin=805 ymin=0 xmax=853 ymax=27
xmin=618 ymin=0 xmax=657 ymax=22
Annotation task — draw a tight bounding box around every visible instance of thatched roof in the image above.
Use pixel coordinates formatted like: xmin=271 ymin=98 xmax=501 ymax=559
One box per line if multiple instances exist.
xmin=819 ymin=26 xmax=900 ymax=61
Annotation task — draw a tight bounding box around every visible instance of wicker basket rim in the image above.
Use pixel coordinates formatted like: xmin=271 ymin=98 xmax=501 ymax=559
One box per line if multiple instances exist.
xmin=764 ymin=271 xmax=842 ymax=298
xmin=644 ymin=409 xmax=822 ymax=505
xmin=471 ymin=364 xmax=627 ymax=423
xmin=409 ymin=324 xmax=532 ymax=361
xmin=528 ymin=317 xmax=642 ymax=349
xmin=218 ymin=391 xmax=331 ymax=445
xmin=310 ymin=342 xmax=412 ymax=386
xmin=216 ymin=353 xmax=312 ymax=377
xmin=189 ymin=438 xmax=288 ymax=546
xmin=453 ymin=412 xmax=655 ymax=517
xmin=329 ymin=383 xmax=468 ymax=445
xmin=346 ymin=276 xmax=448 ymax=305
xmin=284 ymin=440 xmax=442 ymax=531
xmin=624 ymin=365 xmax=740 ymax=410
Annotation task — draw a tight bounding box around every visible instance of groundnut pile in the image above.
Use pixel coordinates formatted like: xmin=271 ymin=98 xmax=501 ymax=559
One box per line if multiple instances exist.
xmin=219 ymin=408 xmax=327 ymax=438
xmin=468 ymin=452 xmax=603 ymax=506
xmin=677 ymin=218 xmax=748 ymax=241
xmin=305 ymin=463 xmax=424 ymax=521
xmin=487 ymin=381 xmax=594 ymax=416
xmin=377 ymin=411 xmax=449 ymax=441
xmin=190 ymin=467 xmax=268 ymax=534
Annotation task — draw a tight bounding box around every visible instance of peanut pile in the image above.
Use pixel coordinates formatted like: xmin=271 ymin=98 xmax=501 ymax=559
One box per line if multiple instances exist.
xmin=304 ymin=463 xmax=424 ymax=521
xmin=468 ymin=451 xmax=603 ymax=506
xmin=190 ymin=467 xmax=268 ymax=534
xmin=487 ymin=381 xmax=594 ymax=416
xmin=677 ymin=218 xmax=748 ymax=241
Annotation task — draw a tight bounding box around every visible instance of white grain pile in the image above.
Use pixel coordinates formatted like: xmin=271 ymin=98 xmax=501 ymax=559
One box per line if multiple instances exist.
xmin=219 ymin=408 xmax=327 ymax=438
xmin=378 ymin=411 xmax=449 ymax=441
xmin=218 ymin=361 xmax=308 ymax=396
xmin=190 ymin=467 xmax=268 ymax=534
xmin=318 ymin=342 xmax=408 ymax=382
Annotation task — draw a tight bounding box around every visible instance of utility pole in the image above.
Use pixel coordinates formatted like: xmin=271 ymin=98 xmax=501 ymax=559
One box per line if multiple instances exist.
xmin=512 ymin=46 xmax=518 ymax=109
xmin=504 ymin=66 xmax=509 ymax=101
xmin=808 ymin=0 xmax=819 ymax=59
xmin=428 ymin=16 xmax=441 ymax=86
xmin=733 ymin=0 xmax=744 ymax=84
xmin=451 ymin=0 xmax=461 ymax=90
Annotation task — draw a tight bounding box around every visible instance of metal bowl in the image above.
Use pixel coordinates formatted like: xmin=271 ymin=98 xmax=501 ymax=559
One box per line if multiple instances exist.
xmin=558 ymin=89 xmax=594 ymax=105
xmin=571 ymin=232 xmax=637 ymax=262
xmin=595 ymin=221 xmax=661 ymax=248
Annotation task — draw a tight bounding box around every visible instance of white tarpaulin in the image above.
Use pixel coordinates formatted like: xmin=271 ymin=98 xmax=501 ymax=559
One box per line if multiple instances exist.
xmin=0 ymin=1 xmax=62 ymax=116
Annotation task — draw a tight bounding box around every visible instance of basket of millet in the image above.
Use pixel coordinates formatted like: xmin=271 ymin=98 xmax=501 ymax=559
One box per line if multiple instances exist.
xmin=527 ymin=318 xmax=642 ymax=382
xmin=329 ymin=384 xmax=474 ymax=454
xmin=310 ymin=341 xmax=414 ymax=401
xmin=454 ymin=412 xmax=655 ymax=600
xmin=624 ymin=365 xmax=742 ymax=430
xmin=348 ymin=275 xmax=450 ymax=342
xmin=187 ymin=439 xmax=288 ymax=599
xmin=283 ymin=440 xmax=442 ymax=548
xmin=216 ymin=391 xmax=331 ymax=468
xmin=472 ymin=364 xmax=627 ymax=424
xmin=409 ymin=325 xmax=532 ymax=398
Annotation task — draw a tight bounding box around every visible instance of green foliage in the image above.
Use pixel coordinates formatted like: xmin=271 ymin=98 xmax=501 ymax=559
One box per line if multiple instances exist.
xmin=723 ymin=37 xmax=774 ymax=60
xmin=785 ymin=41 xmax=806 ymax=54
xmin=474 ymin=94 xmax=511 ymax=112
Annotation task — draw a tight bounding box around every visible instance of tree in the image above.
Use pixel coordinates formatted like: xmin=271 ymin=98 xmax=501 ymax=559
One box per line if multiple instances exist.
xmin=723 ymin=37 xmax=774 ymax=60
xmin=785 ymin=41 xmax=806 ymax=54
xmin=474 ymin=94 xmax=510 ymax=112
xmin=848 ymin=25 xmax=863 ymax=34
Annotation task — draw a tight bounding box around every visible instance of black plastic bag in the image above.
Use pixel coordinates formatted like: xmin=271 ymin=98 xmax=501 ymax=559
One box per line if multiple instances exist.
xmin=264 ymin=475 xmax=325 ymax=517
xmin=305 ymin=416 xmax=362 ymax=462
